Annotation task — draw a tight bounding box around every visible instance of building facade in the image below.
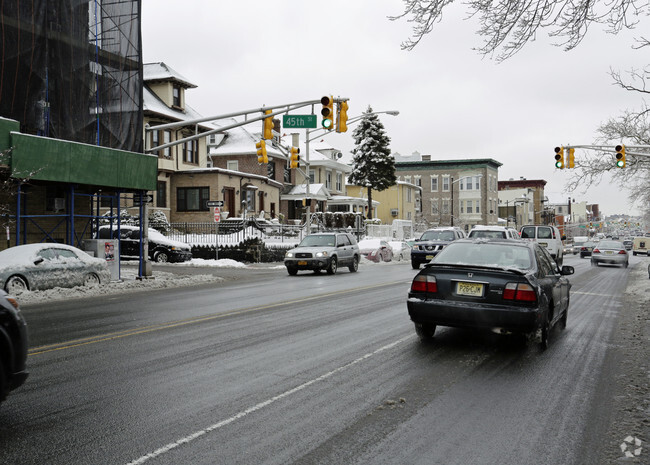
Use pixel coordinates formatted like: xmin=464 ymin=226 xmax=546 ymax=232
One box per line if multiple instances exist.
xmin=395 ymin=157 xmax=502 ymax=233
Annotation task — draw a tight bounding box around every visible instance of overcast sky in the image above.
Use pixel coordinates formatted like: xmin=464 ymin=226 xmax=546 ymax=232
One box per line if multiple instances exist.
xmin=141 ymin=0 xmax=645 ymax=217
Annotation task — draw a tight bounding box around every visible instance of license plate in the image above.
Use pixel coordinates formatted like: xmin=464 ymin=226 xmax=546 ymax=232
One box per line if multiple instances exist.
xmin=457 ymin=282 xmax=483 ymax=297
xmin=426 ymin=255 xmax=434 ymax=260
xmin=604 ymin=251 xmax=614 ymax=255
xmin=298 ymin=260 xmax=307 ymax=265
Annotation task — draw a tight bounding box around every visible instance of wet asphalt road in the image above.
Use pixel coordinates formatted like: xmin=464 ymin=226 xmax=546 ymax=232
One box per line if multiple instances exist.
xmin=1 ymin=255 xmax=648 ymax=464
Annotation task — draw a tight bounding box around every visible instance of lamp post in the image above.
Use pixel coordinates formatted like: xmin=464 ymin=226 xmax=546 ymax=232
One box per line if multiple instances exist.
xmin=450 ymin=174 xmax=482 ymax=227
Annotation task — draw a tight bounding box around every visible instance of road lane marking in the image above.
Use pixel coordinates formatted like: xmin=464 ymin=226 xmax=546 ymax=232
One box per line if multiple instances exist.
xmin=125 ymin=334 xmax=414 ymax=465
xmin=29 ymin=279 xmax=411 ymax=356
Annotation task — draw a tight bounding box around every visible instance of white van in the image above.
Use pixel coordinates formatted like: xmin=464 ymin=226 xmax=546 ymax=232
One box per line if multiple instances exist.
xmin=572 ymin=236 xmax=589 ymax=255
xmin=632 ymin=237 xmax=648 ymax=256
xmin=519 ymin=224 xmax=565 ymax=266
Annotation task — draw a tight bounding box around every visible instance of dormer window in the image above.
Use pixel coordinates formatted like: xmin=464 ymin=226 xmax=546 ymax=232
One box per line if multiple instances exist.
xmin=173 ymin=85 xmax=181 ymax=108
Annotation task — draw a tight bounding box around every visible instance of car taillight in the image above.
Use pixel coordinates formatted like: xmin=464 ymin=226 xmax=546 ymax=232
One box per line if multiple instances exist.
xmin=503 ymin=283 xmax=537 ymax=302
xmin=618 ymin=250 xmax=627 ymax=254
xmin=411 ymin=275 xmax=437 ymax=293
xmin=592 ymin=248 xmax=600 ymax=254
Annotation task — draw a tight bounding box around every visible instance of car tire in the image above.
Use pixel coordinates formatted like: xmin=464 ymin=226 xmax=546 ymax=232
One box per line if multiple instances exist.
xmin=348 ymin=255 xmax=359 ymax=273
xmin=5 ymin=275 xmax=28 ymax=295
xmin=287 ymin=267 xmax=298 ymax=276
xmin=326 ymin=257 xmax=337 ymax=275
xmin=411 ymin=261 xmax=420 ymax=270
xmin=414 ymin=323 xmax=436 ymax=341
xmin=83 ymin=273 xmax=100 ymax=287
xmin=154 ymin=251 xmax=169 ymax=263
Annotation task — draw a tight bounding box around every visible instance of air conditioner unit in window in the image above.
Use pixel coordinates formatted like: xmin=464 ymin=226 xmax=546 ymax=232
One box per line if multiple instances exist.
xmin=54 ymin=198 xmax=65 ymax=211
xmin=390 ymin=209 xmax=399 ymax=216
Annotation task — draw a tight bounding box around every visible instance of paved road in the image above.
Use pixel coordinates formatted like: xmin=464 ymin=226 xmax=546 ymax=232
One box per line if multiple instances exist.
xmin=0 ymin=255 xmax=647 ymax=464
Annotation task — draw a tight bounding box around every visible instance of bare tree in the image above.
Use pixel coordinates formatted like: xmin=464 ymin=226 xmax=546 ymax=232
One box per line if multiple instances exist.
xmin=390 ymin=0 xmax=648 ymax=61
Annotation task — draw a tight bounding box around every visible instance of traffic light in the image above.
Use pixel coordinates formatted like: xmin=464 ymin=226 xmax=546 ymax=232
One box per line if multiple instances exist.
xmin=336 ymin=100 xmax=348 ymax=133
xmin=321 ymin=95 xmax=334 ymax=130
xmin=263 ymin=109 xmax=274 ymax=140
xmin=554 ymin=146 xmax=565 ymax=169
xmin=568 ymin=148 xmax=575 ymax=168
xmin=615 ymin=144 xmax=626 ymax=168
xmin=289 ymin=146 xmax=300 ymax=169
xmin=256 ymin=140 xmax=268 ymax=164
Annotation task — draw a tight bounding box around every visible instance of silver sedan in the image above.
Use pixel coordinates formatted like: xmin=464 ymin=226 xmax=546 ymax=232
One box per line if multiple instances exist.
xmin=590 ymin=240 xmax=629 ymax=268
xmin=0 ymin=243 xmax=111 ymax=294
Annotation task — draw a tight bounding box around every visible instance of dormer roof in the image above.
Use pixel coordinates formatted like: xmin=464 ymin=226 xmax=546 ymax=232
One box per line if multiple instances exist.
xmin=143 ymin=62 xmax=197 ymax=89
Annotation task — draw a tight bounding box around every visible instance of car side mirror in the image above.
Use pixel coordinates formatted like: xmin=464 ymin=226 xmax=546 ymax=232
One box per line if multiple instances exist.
xmin=561 ymin=265 xmax=574 ymax=275
xmin=34 ymin=257 xmax=44 ymax=265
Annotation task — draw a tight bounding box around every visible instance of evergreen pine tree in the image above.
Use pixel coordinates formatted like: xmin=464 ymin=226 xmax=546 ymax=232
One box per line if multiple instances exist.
xmin=348 ymin=106 xmax=396 ymax=219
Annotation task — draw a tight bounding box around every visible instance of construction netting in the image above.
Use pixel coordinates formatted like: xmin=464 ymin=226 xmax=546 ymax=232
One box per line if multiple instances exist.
xmin=0 ymin=0 xmax=143 ymax=153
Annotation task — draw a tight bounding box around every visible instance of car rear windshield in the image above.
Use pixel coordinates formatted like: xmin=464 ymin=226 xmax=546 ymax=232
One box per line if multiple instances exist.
xmin=420 ymin=230 xmax=455 ymax=241
xmin=468 ymin=230 xmax=506 ymax=239
xmin=433 ymin=242 xmax=532 ymax=269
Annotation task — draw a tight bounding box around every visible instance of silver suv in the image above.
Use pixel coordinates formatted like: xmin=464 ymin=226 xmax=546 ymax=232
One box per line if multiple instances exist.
xmin=284 ymin=232 xmax=360 ymax=275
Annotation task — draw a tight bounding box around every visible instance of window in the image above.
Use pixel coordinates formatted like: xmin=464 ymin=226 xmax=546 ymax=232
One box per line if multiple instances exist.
xmin=151 ymin=130 xmax=160 ymax=156
xmin=467 ymin=200 xmax=473 ymax=214
xmin=177 ymin=187 xmax=209 ymax=211
xmin=460 ymin=201 xmax=465 ymax=214
xmin=183 ymin=139 xmax=198 ymax=164
xmin=474 ymin=176 xmax=481 ymax=190
xmin=430 ymin=176 xmax=438 ymax=192
xmin=157 ymin=181 xmax=167 ymax=207
xmin=336 ymin=173 xmax=343 ymax=191
xmin=173 ymin=86 xmax=181 ymax=107
xmin=309 ymin=170 xmax=315 ymax=184
xmin=227 ymin=160 xmax=238 ymax=171
xmin=442 ymin=176 xmax=450 ymax=192
xmin=442 ymin=199 xmax=450 ymax=214
xmin=475 ymin=201 xmax=480 ymax=214
xmin=326 ymin=171 xmax=332 ymax=189
xmin=407 ymin=187 xmax=412 ymax=203
xmin=404 ymin=175 xmax=412 ymax=184
xmin=267 ymin=161 xmax=275 ymax=179
xmin=162 ymin=130 xmax=171 ymax=158
xmin=415 ymin=175 xmax=421 ymax=187
xmin=431 ymin=200 xmax=439 ymax=215
xmin=244 ymin=189 xmax=255 ymax=211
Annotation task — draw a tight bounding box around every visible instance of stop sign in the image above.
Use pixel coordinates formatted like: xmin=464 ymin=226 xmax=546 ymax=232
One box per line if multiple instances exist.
xmin=213 ymin=206 xmax=221 ymax=222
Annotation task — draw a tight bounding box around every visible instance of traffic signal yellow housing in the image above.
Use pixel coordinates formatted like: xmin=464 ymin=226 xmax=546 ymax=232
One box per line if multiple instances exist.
xmin=263 ymin=109 xmax=274 ymax=140
xmin=336 ymin=101 xmax=348 ymax=133
xmin=615 ymin=144 xmax=626 ymax=168
xmin=289 ymin=146 xmax=300 ymax=169
xmin=554 ymin=146 xmax=565 ymax=169
xmin=568 ymin=148 xmax=575 ymax=168
xmin=321 ymin=95 xmax=334 ymax=130
xmin=256 ymin=140 xmax=268 ymax=164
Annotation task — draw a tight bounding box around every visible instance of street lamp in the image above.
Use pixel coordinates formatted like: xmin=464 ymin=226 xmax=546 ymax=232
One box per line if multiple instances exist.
xmin=307 ymin=110 xmax=399 ymax=142
xmin=450 ymin=174 xmax=482 ymax=227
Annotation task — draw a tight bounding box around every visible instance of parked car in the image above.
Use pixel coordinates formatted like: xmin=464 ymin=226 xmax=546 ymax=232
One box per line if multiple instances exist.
xmin=632 ymin=237 xmax=648 ymax=256
xmin=0 ymin=290 xmax=28 ymax=409
xmin=591 ymin=241 xmax=629 ymax=268
xmin=467 ymin=225 xmax=520 ymax=240
xmin=284 ymin=232 xmax=360 ymax=275
xmin=0 ymin=243 xmax=112 ymax=295
xmin=358 ymin=239 xmax=393 ymax=263
xmin=579 ymin=241 xmax=597 ymax=258
xmin=388 ymin=241 xmax=411 ymax=261
xmin=519 ymin=224 xmax=565 ymax=267
xmin=98 ymin=225 xmax=192 ymax=263
xmin=407 ymin=239 xmax=574 ymax=349
xmin=411 ymin=227 xmax=466 ymax=270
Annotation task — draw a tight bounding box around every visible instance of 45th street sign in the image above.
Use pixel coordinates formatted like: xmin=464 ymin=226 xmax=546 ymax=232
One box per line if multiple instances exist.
xmin=283 ymin=114 xmax=317 ymax=129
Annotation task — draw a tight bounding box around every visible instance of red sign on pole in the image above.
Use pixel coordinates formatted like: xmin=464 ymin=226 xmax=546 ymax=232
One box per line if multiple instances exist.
xmin=213 ymin=206 xmax=221 ymax=223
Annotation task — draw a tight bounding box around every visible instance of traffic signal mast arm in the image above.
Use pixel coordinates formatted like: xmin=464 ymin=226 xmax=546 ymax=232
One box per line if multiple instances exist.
xmin=562 ymin=144 xmax=650 ymax=158
xmin=145 ymin=97 xmax=349 ymax=154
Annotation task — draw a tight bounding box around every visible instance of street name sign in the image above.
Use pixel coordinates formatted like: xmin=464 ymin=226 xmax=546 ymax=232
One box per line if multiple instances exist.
xmin=283 ymin=114 xmax=317 ymax=129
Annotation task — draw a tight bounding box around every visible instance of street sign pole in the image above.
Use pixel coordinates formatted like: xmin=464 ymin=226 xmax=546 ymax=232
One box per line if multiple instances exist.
xmin=213 ymin=206 xmax=221 ymax=260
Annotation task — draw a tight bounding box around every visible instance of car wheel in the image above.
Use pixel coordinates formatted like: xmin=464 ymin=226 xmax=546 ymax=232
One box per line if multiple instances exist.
xmin=83 ymin=273 xmax=100 ymax=287
xmin=540 ymin=313 xmax=550 ymax=350
xmin=287 ymin=267 xmax=298 ymax=276
xmin=326 ymin=257 xmax=337 ymax=275
xmin=348 ymin=255 xmax=359 ymax=273
xmin=414 ymin=323 xmax=436 ymax=341
xmin=411 ymin=261 xmax=420 ymax=270
xmin=154 ymin=251 xmax=169 ymax=263
xmin=5 ymin=275 xmax=28 ymax=295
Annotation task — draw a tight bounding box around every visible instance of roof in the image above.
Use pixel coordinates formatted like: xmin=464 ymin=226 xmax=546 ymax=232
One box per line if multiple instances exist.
xmin=395 ymin=158 xmax=503 ymax=170
xmin=209 ymin=118 xmax=284 ymax=158
xmin=143 ymin=62 xmax=197 ymax=88
xmin=143 ymin=86 xmax=212 ymax=131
